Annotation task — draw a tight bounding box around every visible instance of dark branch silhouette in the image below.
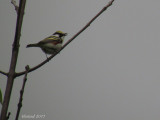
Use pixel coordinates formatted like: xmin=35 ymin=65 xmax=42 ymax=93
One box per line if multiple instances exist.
xmin=15 ymin=0 xmax=115 ymax=77
xmin=0 ymin=0 xmax=27 ymax=120
xmin=15 ymin=65 xmax=29 ymax=120
xmin=0 ymin=70 xmax=8 ymax=76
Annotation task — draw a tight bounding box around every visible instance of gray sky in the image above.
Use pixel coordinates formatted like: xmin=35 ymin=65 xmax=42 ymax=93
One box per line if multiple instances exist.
xmin=0 ymin=0 xmax=160 ymax=120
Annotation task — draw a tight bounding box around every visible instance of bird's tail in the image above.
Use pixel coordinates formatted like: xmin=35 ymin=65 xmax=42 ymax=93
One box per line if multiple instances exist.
xmin=26 ymin=43 xmax=39 ymax=48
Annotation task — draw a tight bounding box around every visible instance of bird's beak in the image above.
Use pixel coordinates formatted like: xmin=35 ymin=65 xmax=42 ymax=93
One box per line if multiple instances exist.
xmin=53 ymin=32 xmax=57 ymax=35
xmin=64 ymin=33 xmax=68 ymax=36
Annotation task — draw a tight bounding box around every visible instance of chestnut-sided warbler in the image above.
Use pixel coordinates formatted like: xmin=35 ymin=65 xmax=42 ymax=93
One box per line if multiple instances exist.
xmin=26 ymin=31 xmax=67 ymax=58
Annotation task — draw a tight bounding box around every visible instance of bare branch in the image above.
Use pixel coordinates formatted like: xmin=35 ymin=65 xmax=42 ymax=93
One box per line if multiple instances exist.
xmin=0 ymin=0 xmax=27 ymax=119
xmin=11 ymin=0 xmax=19 ymax=13
xmin=0 ymin=70 xmax=8 ymax=76
xmin=15 ymin=65 xmax=29 ymax=120
xmin=15 ymin=0 xmax=115 ymax=77
xmin=62 ymin=0 xmax=115 ymax=49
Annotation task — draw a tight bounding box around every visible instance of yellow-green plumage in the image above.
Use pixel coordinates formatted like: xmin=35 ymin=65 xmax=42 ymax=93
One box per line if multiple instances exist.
xmin=26 ymin=31 xmax=67 ymax=56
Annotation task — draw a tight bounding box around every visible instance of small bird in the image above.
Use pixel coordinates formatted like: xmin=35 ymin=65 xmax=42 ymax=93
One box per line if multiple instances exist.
xmin=26 ymin=31 xmax=67 ymax=58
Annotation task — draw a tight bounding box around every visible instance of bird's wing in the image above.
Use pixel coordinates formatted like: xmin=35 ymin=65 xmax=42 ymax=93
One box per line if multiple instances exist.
xmin=39 ymin=36 xmax=62 ymax=44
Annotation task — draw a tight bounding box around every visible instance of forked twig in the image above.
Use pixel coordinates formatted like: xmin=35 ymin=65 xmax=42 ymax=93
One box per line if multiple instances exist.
xmin=11 ymin=0 xmax=19 ymax=13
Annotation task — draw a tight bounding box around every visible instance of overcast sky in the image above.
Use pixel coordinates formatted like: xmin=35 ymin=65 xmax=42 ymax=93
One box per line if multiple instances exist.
xmin=0 ymin=0 xmax=160 ymax=120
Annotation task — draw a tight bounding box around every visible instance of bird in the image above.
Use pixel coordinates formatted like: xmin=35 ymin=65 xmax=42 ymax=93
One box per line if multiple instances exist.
xmin=26 ymin=31 xmax=67 ymax=58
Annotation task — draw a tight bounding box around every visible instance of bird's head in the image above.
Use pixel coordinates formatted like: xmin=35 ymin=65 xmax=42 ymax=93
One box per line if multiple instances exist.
xmin=53 ymin=31 xmax=67 ymax=37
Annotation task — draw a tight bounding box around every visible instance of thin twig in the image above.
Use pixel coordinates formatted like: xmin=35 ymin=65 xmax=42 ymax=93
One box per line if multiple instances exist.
xmin=62 ymin=0 xmax=115 ymax=49
xmin=15 ymin=0 xmax=115 ymax=77
xmin=11 ymin=0 xmax=19 ymax=13
xmin=6 ymin=112 xmax=11 ymax=120
xmin=15 ymin=65 xmax=29 ymax=120
xmin=0 ymin=70 xmax=8 ymax=76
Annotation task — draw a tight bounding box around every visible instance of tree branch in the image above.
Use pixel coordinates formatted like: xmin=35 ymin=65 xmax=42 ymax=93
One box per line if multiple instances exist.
xmin=15 ymin=65 xmax=29 ymax=120
xmin=0 ymin=70 xmax=8 ymax=76
xmin=0 ymin=0 xmax=27 ymax=120
xmin=15 ymin=0 xmax=115 ymax=77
